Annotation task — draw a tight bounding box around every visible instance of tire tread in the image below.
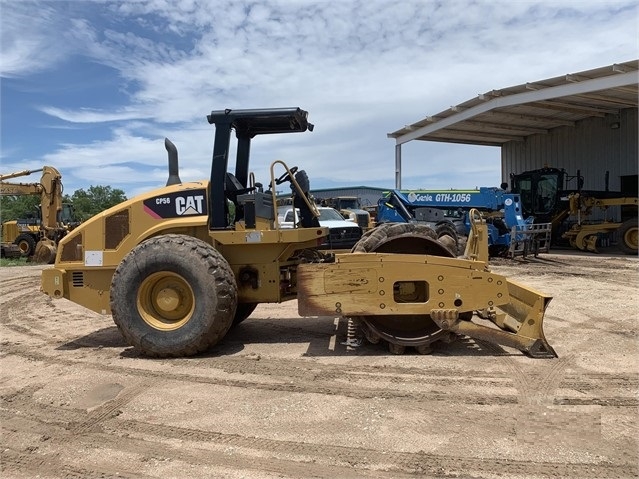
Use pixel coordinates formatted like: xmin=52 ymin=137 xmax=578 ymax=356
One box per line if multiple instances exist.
xmin=111 ymin=234 xmax=237 ymax=357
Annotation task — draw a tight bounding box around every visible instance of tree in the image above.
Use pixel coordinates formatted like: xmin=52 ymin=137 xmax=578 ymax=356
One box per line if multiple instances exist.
xmin=0 ymin=195 xmax=42 ymax=223
xmin=0 ymin=184 xmax=126 ymax=224
xmin=70 ymin=186 xmax=127 ymax=221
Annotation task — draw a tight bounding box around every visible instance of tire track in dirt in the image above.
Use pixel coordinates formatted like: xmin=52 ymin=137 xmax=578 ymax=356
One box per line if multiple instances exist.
xmin=70 ymin=382 xmax=152 ymax=435
xmin=1 ymin=380 xmax=155 ymax=479
xmin=481 ymin=340 xmax=618 ymax=401
xmin=2 ymin=395 xmax=636 ymax=479
xmin=0 ymin=283 xmax=548 ymax=409
xmin=1 ymin=395 xmax=81 ymax=427
xmin=491 ymin=260 xmax=636 ymax=291
xmin=107 ymin=419 xmax=636 ymax=479
xmin=3 ymin=343 xmax=520 ymax=405
xmin=1 ymin=288 xmax=52 ymax=310
xmin=4 ymin=344 xmax=637 ymax=435
xmin=1 ymin=381 xmax=153 ymax=437
xmin=0 ymin=393 xmax=421 ymax=479
xmin=7 ymin=326 xmax=636 ymax=404
xmin=562 ymin=374 xmax=639 ymax=389
xmin=2 ymin=334 xmax=475 ymax=381
xmin=0 ymin=274 xmax=87 ymax=343
xmin=497 ymin=352 xmax=574 ymax=406
xmin=1 ymin=447 xmax=157 ymax=479
xmin=5 ymin=322 xmax=513 ymax=385
xmin=2 ymin=428 xmax=417 ymax=479
xmin=553 ymin=397 xmax=638 ymax=406
xmin=110 ymin=420 xmax=639 ymax=478
xmin=0 ymin=273 xmax=57 ymax=292
xmin=0 ymin=275 xmax=35 ymax=284
xmin=476 ymin=344 xmax=637 ymax=408
xmin=1 ymin=322 xmax=51 ymax=341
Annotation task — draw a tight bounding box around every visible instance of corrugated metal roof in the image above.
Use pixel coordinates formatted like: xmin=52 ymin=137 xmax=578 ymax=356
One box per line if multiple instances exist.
xmin=388 ymin=60 xmax=638 ymax=147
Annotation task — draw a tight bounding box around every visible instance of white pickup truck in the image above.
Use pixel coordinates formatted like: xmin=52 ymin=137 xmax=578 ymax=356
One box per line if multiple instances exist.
xmin=277 ymin=206 xmax=363 ymax=250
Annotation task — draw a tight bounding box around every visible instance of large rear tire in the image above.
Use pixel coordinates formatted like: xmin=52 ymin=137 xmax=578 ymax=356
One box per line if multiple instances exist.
xmin=617 ymin=219 xmax=638 ymax=255
xmin=110 ymin=234 xmax=237 ymax=357
xmin=14 ymin=233 xmax=36 ymax=257
xmin=232 ymin=303 xmax=257 ymax=326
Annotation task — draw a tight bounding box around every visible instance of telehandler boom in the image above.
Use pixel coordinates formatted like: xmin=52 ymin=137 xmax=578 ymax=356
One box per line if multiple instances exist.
xmin=41 ymin=107 xmax=557 ymax=358
xmin=376 ymin=187 xmax=552 ymax=258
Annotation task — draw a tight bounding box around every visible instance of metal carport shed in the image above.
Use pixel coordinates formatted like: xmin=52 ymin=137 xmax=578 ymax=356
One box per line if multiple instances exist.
xmin=388 ymin=60 xmax=638 ymax=197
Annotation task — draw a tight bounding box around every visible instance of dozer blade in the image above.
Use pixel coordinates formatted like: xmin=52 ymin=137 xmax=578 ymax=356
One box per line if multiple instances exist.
xmin=429 ymin=278 xmax=556 ymax=358
xmin=297 ymin=252 xmax=557 ymax=358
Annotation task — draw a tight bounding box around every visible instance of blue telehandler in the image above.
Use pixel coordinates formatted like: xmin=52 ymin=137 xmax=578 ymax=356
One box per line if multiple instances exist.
xmin=377 ymin=186 xmax=552 ymax=257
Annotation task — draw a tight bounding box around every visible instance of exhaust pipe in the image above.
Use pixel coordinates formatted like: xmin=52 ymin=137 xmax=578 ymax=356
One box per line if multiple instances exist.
xmin=165 ymin=138 xmax=182 ymax=186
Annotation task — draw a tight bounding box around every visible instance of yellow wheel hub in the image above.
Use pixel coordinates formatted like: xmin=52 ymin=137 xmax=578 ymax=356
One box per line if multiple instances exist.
xmin=137 ymin=272 xmax=194 ymax=331
xmin=624 ymin=227 xmax=638 ymax=250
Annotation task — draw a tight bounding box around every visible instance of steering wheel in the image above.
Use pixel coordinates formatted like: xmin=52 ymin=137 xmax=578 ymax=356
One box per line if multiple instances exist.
xmin=275 ymin=166 xmax=298 ymax=185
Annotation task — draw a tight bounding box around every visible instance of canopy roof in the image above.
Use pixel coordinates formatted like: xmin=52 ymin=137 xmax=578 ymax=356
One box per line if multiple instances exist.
xmin=388 ymin=60 xmax=638 ymax=147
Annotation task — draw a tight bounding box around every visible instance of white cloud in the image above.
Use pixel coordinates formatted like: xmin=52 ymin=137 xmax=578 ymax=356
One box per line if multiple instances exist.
xmin=0 ymin=2 xmax=68 ymax=77
xmin=40 ymin=106 xmax=153 ymax=123
xmin=2 ymin=0 xmax=637 ymax=197
xmin=41 ymin=130 xmax=161 ymax=169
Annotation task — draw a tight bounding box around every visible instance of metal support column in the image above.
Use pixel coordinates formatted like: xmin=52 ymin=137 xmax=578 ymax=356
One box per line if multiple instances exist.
xmin=395 ymin=144 xmax=402 ymax=189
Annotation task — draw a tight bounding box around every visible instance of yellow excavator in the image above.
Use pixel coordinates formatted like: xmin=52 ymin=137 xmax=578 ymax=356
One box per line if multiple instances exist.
xmin=0 ymin=166 xmax=68 ymax=263
xmin=41 ymin=107 xmax=557 ymax=358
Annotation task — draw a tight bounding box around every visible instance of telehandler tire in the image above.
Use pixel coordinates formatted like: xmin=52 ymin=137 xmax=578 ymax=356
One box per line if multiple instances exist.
xmin=617 ymin=219 xmax=638 ymax=255
xmin=435 ymin=222 xmax=459 ymax=255
xmin=14 ymin=233 xmax=36 ymax=257
xmin=110 ymin=234 xmax=238 ymax=357
xmin=352 ymin=222 xmax=452 ymax=256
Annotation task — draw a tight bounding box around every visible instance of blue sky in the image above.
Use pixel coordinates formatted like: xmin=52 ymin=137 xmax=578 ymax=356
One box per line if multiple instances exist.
xmin=1 ymin=0 xmax=637 ymax=199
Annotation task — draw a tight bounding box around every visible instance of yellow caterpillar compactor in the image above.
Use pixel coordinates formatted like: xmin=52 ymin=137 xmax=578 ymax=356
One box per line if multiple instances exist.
xmin=41 ymin=108 xmax=557 ymax=358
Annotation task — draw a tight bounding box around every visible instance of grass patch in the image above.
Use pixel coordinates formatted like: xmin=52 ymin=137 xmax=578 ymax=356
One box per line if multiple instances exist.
xmin=0 ymin=257 xmax=28 ymax=267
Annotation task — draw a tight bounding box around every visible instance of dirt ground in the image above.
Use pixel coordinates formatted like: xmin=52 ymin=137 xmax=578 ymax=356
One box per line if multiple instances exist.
xmin=1 ymin=249 xmax=637 ymax=479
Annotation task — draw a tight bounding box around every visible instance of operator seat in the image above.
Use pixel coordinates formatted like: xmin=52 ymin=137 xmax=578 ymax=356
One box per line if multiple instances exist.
xmin=224 ymin=172 xmax=255 ymax=223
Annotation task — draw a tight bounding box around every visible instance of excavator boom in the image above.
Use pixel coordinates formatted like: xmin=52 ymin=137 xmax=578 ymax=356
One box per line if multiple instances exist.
xmin=0 ymin=168 xmax=44 ymax=182
xmin=0 ymin=166 xmax=66 ymax=262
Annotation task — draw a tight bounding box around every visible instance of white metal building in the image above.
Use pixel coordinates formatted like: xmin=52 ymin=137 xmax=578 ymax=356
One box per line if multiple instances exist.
xmin=388 ymin=60 xmax=638 ymax=201
xmin=310 ymin=186 xmax=389 ymax=209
